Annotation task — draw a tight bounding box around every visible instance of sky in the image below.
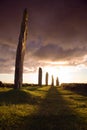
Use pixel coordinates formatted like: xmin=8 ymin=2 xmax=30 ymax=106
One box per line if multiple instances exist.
xmin=0 ymin=0 xmax=87 ymax=84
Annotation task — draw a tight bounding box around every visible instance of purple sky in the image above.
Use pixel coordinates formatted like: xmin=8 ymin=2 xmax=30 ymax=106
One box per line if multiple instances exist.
xmin=0 ymin=0 xmax=87 ymax=83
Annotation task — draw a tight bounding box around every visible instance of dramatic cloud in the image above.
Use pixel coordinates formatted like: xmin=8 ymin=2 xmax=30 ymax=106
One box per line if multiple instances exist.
xmin=0 ymin=0 xmax=87 ymax=74
xmin=0 ymin=39 xmax=16 ymax=73
xmin=32 ymin=43 xmax=87 ymax=64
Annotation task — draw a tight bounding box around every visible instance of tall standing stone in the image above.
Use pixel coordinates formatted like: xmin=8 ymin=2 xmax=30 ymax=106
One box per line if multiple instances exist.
xmin=45 ymin=72 xmax=48 ymax=86
xmin=38 ymin=67 xmax=42 ymax=86
xmin=56 ymin=77 xmax=59 ymax=86
xmin=14 ymin=9 xmax=28 ymax=89
xmin=51 ymin=75 xmax=54 ymax=87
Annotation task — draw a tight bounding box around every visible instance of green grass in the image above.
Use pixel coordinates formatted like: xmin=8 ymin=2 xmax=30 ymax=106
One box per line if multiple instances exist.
xmin=0 ymin=86 xmax=87 ymax=130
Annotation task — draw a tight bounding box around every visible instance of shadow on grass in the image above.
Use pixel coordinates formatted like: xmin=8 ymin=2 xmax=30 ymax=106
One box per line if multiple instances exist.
xmin=0 ymin=89 xmax=40 ymax=105
xmin=26 ymin=86 xmax=49 ymax=92
xmin=62 ymin=84 xmax=87 ymax=97
xmin=26 ymin=86 xmax=39 ymax=91
xmin=18 ymin=87 xmax=87 ymax=130
xmin=70 ymin=89 xmax=87 ymax=97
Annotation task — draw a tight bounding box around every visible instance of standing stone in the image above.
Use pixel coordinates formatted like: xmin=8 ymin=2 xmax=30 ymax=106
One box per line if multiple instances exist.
xmin=14 ymin=8 xmax=28 ymax=89
xmin=56 ymin=77 xmax=59 ymax=86
xmin=51 ymin=75 xmax=54 ymax=87
xmin=45 ymin=72 xmax=48 ymax=86
xmin=38 ymin=67 xmax=42 ymax=86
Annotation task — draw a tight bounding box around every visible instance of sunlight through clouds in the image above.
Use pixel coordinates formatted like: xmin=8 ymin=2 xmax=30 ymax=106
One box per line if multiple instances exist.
xmin=0 ymin=0 xmax=87 ymax=84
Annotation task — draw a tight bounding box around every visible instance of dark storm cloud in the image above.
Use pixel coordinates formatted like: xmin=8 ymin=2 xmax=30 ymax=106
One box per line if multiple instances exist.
xmin=0 ymin=0 xmax=87 ymax=73
xmin=33 ymin=44 xmax=87 ymax=62
xmin=0 ymin=40 xmax=16 ymax=73
xmin=27 ymin=0 xmax=87 ymax=66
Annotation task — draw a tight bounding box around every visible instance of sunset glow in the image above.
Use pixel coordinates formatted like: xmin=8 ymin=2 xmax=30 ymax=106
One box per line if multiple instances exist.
xmin=0 ymin=0 xmax=87 ymax=85
xmin=0 ymin=64 xmax=87 ymax=85
xmin=43 ymin=65 xmax=74 ymax=84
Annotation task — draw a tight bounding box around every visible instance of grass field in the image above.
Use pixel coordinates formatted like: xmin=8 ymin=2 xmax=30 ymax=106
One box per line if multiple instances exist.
xmin=0 ymin=86 xmax=87 ymax=130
